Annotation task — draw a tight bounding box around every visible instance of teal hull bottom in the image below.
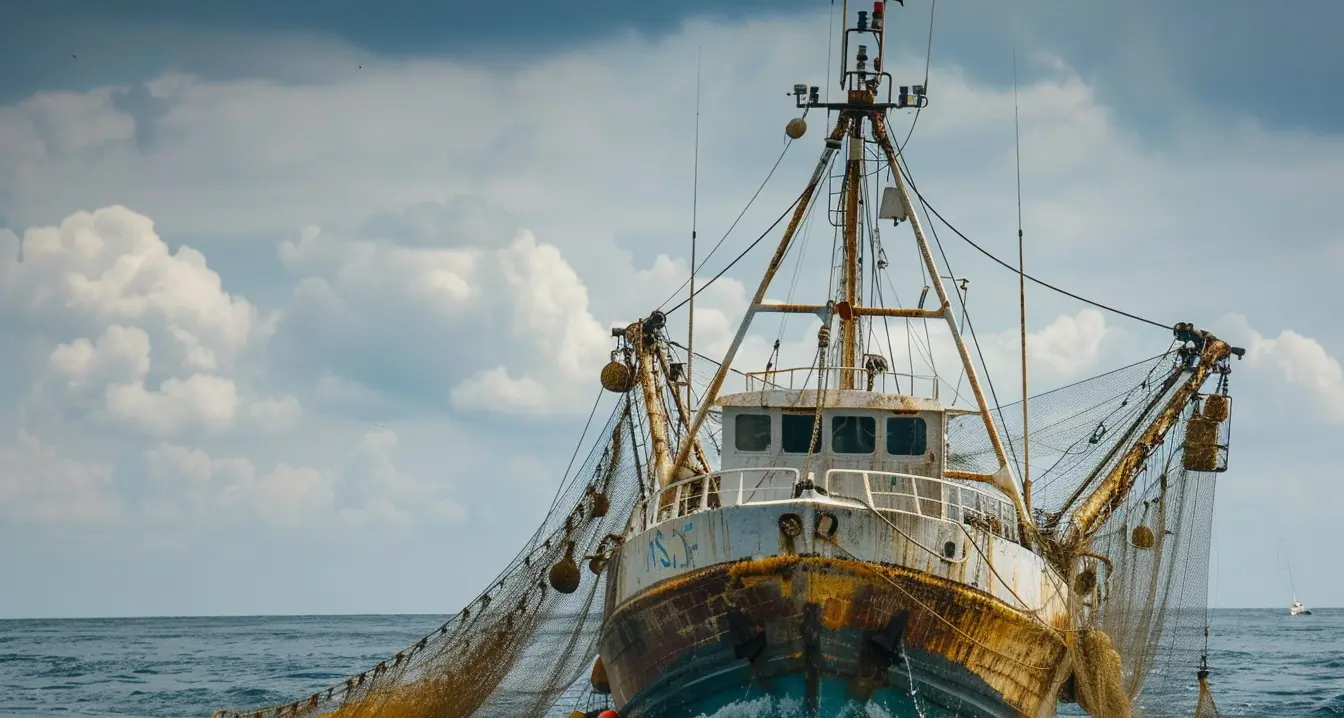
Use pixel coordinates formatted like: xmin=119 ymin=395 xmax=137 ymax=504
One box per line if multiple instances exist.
xmin=617 ymin=647 xmax=1019 ymax=718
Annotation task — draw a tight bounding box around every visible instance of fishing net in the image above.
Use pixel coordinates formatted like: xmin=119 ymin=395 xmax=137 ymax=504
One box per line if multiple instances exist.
xmin=1193 ymin=670 xmax=1221 ymax=718
xmin=948 ymin=349 xmax=1227 ymax=717
xmin=212 ymin=397 xmax=644 ymax=718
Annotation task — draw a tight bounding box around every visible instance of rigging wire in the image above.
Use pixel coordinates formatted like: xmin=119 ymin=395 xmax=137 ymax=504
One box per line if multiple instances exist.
xmin=777 ymin=186 xmax=819 ymax=346
xmin=665 ymin=152 xmax=836 ymax=316
xmin=902 ymin=154 xmax=1023 ymax=473
xmin=902 ymin=169 xmax=1173 ymax=331
xmin=687 ymin=46 xmax=702 ymax=433
xmin=543 ymin=388 xmax=606 ymax=517
xmin=894 ymin=0 xmax=938 ymax=153
xmin=667 ymin=339 xmax=760 ymax=381
xmin=657 ymin=139 xmax=794 ymax=312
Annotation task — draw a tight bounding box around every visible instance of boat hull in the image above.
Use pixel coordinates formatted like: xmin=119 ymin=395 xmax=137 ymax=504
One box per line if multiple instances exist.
xmin=619 ymin=667 xmax=1008 ymax=717
xmin=600 ymin=553 xmax=1070 ymax=718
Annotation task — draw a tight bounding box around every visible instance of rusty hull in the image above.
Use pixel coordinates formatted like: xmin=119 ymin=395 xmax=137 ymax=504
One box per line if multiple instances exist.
xmin=600 ymin=554 xmax=1070 ymax=717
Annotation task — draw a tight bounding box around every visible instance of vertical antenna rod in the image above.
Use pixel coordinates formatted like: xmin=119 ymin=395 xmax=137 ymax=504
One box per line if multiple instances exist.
xmin=688 ymin=47 xmax=702 ymax=424
xmin=1014 ymin=50 xmax=1032 ymax=515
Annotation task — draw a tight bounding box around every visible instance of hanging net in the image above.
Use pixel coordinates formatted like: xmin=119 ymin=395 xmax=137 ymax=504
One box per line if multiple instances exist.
xmin=212 ymin=397 xmax=643 ymax=718
xmin=948 ymin=350 xmax=1226 ymax=717
xmin=1193 ymin=670 xmax=1222 ymax=718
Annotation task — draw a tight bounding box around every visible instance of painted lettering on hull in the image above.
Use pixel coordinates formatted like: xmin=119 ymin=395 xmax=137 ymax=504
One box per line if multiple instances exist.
xmin=647 ymin=522 xmax=699 ymax=570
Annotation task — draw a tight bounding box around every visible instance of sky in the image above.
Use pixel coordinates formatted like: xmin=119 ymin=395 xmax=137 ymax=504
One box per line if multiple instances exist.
xmin=1 ymin=0 xmax=1342 ymax=618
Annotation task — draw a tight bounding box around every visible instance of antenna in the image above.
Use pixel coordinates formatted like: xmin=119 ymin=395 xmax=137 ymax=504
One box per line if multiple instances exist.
xmin=1014 ymin=50 xmax=1031 ymax=514
xmin=687 ymin=47 xmax=702 ymax=421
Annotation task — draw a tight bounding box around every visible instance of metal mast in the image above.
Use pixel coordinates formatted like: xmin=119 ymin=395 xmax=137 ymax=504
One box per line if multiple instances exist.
xmin=669 ymin=1 xmax=1032 ymax=539
xmin=840 ymin=112 xmax=863 ymax=388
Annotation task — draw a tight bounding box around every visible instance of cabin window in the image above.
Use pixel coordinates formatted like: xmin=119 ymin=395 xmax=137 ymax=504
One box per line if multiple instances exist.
xmin=886 ymin=417 xmax=928 ymax=456
xmin=734 ymin=414 xmax=772 ymax=452
xmin=781 ymin=413 xmax=821 ymax=453
xmin=832 ymin=416 xmax=876 ymax=454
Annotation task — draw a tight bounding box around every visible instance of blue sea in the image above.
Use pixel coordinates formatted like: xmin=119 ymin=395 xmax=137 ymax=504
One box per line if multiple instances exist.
xmin=1 ymin=609 xmax=1339 ymax=717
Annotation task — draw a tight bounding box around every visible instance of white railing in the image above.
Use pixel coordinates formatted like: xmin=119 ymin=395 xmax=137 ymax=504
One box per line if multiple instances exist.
xmin=639 ymin=467 xmax=800 ymax=530
xmin=823 ymin=469 xmax=1019 ymax=542
xmin=744 ymin=366 xmax=939 ymax=400
xmin=635 ymin=466 xmax=1018 ymax=541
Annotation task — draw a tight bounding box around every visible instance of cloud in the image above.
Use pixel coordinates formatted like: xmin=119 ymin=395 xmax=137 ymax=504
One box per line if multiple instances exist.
xmin=275 ymin=219 xmax=623 ymax=417
xmin=247 ymin=394 xmax=303 ymax=434
xmin=105 ymin=373 xmax=240 ymax=435
xmin=1016 ymin=308 xmax=1113 ymax=382
xmin=140 ymin=426 xmax=459 ymax=529
xmin=1 ymin=206 xmax=255 ymax=369
xmin=2 ymin=206 xmax=304 ymax=438
xmin=1221 ymin=313 xmax=1344 ymax=423
xmin=0 ymin=431 xmax=122 ymax=524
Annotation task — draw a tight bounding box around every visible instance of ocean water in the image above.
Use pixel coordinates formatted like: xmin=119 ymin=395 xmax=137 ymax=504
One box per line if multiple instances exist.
xmin=1 ymin=609 xmax=1339 ymax=717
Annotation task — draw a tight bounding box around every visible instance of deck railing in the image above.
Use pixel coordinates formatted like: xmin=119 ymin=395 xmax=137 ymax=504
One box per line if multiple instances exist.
xmin=824 ymin=469 xmax=1019 ymax=542
xmin=636 ymin=465 xmax=1018 ymax=541
xmin=743 ymin=366 xmax=939 ymax=399
xmin=638 ymin=468 xmax=800 ymax=530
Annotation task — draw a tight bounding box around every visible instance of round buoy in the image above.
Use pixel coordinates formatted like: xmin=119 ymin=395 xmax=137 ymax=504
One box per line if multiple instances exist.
xmin=549 ymin=544 xmax=581 ymax=594
xmin=785 ymin=117 xmax=808 ymax=139
xmin=600 ymin=361 xmax=636 ymax=393
xmin=568 ymin=711 xmax=585 ymax=718
xmin=598 ymin=711 xmax=619 ymax=718
xmin=1131 ymin=525 xmax=1156 ymax=549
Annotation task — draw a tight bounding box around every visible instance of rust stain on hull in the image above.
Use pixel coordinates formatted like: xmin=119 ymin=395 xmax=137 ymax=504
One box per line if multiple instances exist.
xmin=601 ymin=555 xmax=1069 ymax=717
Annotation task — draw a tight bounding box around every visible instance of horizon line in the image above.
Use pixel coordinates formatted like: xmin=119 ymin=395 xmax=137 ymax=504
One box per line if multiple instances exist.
xmin=1 ymin=606 xmax=1338 ymax=621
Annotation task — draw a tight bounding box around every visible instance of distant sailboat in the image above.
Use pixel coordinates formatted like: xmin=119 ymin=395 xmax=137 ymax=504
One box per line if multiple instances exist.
xmin=1280 ymin=544 xmax=1312 ymax=616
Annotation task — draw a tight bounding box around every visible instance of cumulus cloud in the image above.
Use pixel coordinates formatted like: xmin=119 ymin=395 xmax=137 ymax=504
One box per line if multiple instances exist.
xmin=247 ymin=394 xmax=303 ymax=434
xmin=2 ymin=206 xmax=302 ymax=438
xmin=139 ymin=426 xmax=459 ymax=529
xmin=0 ymin=432 xmax=122 ymax=524
xmin=1221 ymin=314 xmax=1344 ymax=423
xmin=1 ymin=206 xmax=255 ymax=370
xmin=1021 ymin=309 xmax=1114 ymax=381
xmin=275 ymin=220 xmax=623 ymax=417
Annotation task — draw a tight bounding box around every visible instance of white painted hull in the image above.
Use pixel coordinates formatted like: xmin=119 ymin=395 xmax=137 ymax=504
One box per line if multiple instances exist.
xmin=600 ymin=495 xmax=1074 ymax=717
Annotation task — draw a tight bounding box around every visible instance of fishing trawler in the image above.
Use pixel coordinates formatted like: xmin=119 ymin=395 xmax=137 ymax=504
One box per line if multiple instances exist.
xmin=590 ymin=3 xmax=1238 ymax=717
xmin=213 ymin=4 xmax=1240 ymax=718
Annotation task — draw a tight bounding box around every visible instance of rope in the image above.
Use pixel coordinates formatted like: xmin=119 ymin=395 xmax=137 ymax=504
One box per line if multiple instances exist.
xmin=826 ymin=491 xmax=972 ymax=566
xmin=828 ymin=490 xmax=1091 ymax=631
xmin=822 ymin=535 xmax=1057 ymax=672
xmin=800 ymin=322 xmax=833 ymax=482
